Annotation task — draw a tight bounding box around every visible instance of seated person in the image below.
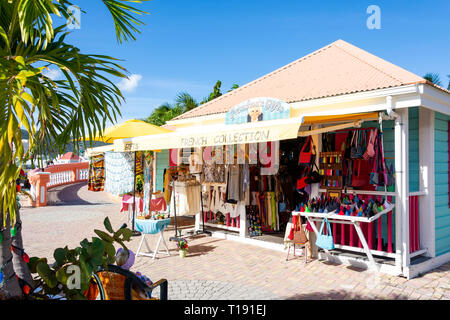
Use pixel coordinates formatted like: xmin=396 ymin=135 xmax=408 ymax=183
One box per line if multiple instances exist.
xmin=115 ymin=248 xmax=153 ymax=298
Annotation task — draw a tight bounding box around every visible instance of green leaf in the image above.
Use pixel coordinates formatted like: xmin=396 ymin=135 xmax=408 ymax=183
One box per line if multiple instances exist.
xmin=55 ymin=267 xmax=69 ymax=285
xmin=28 ymin=257 xmax=45 ymax=273
xmin=103 ymin=216 xmax=114 ymax=233
xmin=94 ymin=229 xmax=115 ymax=242
xmin=36 ymin=262 xmax=58 ymax=288
xmin=53 ymin=248 xmax=68 ymax=267
xmin=114 ymin=228 xmax=133 ymax=242
xmin=104 ymin=241 xmax=116 ymax=258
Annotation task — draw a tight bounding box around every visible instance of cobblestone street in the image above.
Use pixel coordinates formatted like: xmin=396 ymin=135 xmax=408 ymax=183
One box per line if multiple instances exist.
xmin=19 ymin=183 xmax=450 ymax=300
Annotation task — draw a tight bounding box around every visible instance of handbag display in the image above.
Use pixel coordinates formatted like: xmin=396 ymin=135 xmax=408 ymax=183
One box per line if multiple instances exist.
xmin=350 ymin=131 xmax=358 ymax=159
xmin=292 ymin=215 xmax=308 ymax=244
xmin=298 ymin=136 xmax=313 ymax=164
xmin=355 ymin=130 xmax=366 ymax=158
xmin=305 ymin=162 xmax=323 ymax=184
xmin=315 ymin=218 xmax=335 ymax=250
xmin=351 ymin=159 xmax=371 ymax=187
xmin=363 ymin=129 xmax=377 ymax=160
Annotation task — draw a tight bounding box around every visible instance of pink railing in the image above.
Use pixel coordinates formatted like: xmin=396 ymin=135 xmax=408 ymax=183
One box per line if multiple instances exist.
xmin=28 ymin=162 xmax=89 ymax=207
xmin=409 ymin=195 xmax=420 ymax=253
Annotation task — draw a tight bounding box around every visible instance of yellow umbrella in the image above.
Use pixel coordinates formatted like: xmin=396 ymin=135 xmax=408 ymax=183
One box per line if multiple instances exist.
xmin=85 ymin=119 xmax=172 ymax=143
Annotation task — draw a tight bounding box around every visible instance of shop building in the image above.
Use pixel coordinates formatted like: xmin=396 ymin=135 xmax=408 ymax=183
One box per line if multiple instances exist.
xmin=114 ymin=40 xmax=450 ymax=278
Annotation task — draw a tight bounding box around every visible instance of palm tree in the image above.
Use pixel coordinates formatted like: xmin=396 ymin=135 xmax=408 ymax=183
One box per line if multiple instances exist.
xmin=0 ymin=0 xmax=148 ymax=299
xmin=144 ymin=81 xmax=239 ymax=126
xmin=423 ymin=72 xmax=443 ymax=86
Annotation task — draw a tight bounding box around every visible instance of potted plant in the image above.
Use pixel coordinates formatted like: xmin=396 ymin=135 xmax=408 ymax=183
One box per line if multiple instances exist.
xmin=176 ymin=238 xmax=188 ymax=258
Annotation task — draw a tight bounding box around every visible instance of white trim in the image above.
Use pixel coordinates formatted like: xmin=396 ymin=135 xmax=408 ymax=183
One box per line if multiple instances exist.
xmin=317 ymin=252 xmax=403 ymax=276
xmin=395 ymin=109 xmax=410 ymax=272
xmin=419 ymin=84 xmax=450 ymax=116
xmin=410 ymin=249 xmax=427 ymax=258
xmin=167 ymin=85 xmax=425 ymax=126
xmin=407 ymin=251 xmax=450 ymax=279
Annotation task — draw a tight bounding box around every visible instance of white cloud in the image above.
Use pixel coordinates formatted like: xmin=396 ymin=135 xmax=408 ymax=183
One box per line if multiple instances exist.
xmin=43 ymin=68 xmax=62 ymax=80
xmin=117 ymin=74 xmax=143 ymax=93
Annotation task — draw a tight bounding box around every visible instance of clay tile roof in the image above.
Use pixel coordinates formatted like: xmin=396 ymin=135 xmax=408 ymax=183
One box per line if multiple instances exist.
xmin=174 ymin=39 xmax=428 ymax=121
xmin=61 ymin=152 xmax=80 ymax=160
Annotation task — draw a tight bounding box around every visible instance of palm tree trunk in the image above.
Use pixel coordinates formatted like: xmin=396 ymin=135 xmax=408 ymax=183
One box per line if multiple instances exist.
xmin=0 ymin=208 xmax=23 ymax=300
xmin=10 ymin=208 xmax=35 ymax=290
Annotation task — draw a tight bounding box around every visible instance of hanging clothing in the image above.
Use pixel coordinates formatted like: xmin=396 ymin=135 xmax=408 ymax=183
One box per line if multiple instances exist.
xmin=169 ymin=180 xmax=201 ymax=216
xmin=163 ymin=168 xmax=177 ymax=204
xmin=226 ymin=164 xmax=240 ymax=203
xmin=104 ymin=151 xmax=135 ymax=196
xmin=88 ymin=154 xmax=105 ymax=192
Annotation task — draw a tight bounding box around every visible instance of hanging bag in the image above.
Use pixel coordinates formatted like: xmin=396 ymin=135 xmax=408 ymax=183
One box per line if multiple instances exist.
xmin=305 ymin=162 xmax=323 ymax=184
xmin=315 ymin=218 xmax=335 ymax=250
xmin=351 ymin=159 xmax=370 ymax=187
xmin=296 ymin=166 xmax=310 ymax=190
xmin=292 ymin=214 xmax=308 ymax=244
xmin=299 ymin=136 xmax=313 ymax=164
xmin=350 ymin=131 xmax=359 ymax=159
xmin=364 ymin=129 xmax=377 ymax=160
xmin=369 ymin=135 xmax=381 ymax=185
xmin=355 ymin=130 xmax=366 ymax=158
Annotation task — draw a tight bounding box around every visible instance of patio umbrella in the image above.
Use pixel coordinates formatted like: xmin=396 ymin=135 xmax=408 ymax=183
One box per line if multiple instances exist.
xmin=84 ymin=119 xmax=172 ymax=143
xmin=85 ymin=119 xmax=172 ymax=236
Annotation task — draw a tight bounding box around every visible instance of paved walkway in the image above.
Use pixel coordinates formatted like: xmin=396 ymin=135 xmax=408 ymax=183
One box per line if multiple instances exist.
xmin=19 ymin=183 xmax=450 ymax=300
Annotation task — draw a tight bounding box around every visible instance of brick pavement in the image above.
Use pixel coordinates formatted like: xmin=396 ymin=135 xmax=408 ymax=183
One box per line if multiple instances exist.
xmin=18 ymin=183 xmax=450 ymax=300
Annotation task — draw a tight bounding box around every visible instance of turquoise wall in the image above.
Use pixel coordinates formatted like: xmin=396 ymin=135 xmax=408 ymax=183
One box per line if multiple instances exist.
xmin=435 ymin=112 xmax=450 ymax=256
xmin=155 ymin=149 xmax=169 ymax=192
xmin=409 ymin=108 xmax=420 ymax=192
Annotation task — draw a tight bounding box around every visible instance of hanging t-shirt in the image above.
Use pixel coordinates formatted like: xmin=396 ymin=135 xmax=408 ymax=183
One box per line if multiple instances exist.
xmin=226 ymin=164 xmax=240 ymax=203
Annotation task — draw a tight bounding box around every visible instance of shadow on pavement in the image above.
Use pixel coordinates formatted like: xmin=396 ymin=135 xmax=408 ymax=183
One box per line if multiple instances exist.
xmin=47 ymin=182 xmax=112 ymax=206
xmin=286 ymin=290 xmax=409 ymax=300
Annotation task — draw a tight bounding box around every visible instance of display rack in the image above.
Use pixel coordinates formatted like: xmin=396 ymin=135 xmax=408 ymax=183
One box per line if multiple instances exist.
xmin=319 ymin=151 xmax=343 ymax=191
xmin=294 ymin=202 xmax=395 ymax=270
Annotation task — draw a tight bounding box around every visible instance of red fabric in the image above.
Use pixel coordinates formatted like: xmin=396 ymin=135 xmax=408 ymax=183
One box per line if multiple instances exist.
xmin=150 ymin=197 xmax=167 ymax=212
xmin=335 ymin=132 xmax=348 ymax=152
xmin=120 ymin=195 xmax=143 ymax=212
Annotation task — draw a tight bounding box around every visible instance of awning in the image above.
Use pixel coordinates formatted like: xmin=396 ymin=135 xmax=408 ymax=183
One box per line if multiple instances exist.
xmin=85 ymin=144 xmax=114 ymax=156
xmin=114 ymin=116 xmax=305 ymax=152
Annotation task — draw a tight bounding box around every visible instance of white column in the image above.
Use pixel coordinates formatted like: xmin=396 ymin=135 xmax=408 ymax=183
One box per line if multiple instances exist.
xmin=418 ymin=108 xmax=435 ymax=257
xmin=394 ymin=108 xmax=410 ymax=273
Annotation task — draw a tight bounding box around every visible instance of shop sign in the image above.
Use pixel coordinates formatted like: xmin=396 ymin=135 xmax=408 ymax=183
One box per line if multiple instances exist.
xmin=179 ymin=129 xmax=271 ymax=148
xmin=225 ymin=97 xmax=290 ymax=125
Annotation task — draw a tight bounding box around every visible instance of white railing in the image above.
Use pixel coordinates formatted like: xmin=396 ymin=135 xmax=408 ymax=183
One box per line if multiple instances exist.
xmin=48 ymin=171 xmax=73 ymax=187
xmin=78 ymin=168 xmax=89 ymax=181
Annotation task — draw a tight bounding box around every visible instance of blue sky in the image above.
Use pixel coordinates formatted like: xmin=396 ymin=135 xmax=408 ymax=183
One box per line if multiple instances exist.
xmin=65 ymin=0 xmax=450 ymax=126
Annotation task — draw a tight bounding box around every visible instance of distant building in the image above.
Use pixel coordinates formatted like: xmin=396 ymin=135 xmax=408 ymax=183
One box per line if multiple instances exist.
xmin=56 ymin=152 xmax=82 ymax=164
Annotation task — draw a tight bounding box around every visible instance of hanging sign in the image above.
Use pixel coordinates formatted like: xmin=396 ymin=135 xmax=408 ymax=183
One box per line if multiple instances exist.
xmin=225 ymin=97 xmax=291 ymax=125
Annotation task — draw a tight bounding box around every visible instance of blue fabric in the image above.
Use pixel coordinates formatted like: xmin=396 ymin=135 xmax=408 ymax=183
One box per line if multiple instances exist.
xmin=135 ymin=218 xmax=171 ymax=234
xmin=315 ymin=218 xmax=335 ymax=250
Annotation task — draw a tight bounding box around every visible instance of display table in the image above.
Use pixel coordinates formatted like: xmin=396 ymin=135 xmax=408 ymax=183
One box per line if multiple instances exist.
xmin=121 ymin=195 xmax=144 ymax=223
xmin=134 ymin=218 xmax=171 ymax=260
xmin=294 ymin=203 xmax=394 ymax=270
